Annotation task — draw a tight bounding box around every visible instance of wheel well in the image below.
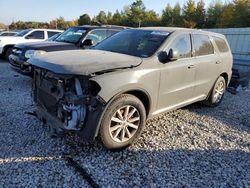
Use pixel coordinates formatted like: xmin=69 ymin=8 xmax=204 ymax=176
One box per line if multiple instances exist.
xmin=125 ymin=90 xmax=150 ymax=117
xmin=220 ymin=72 xmax=229 ymax=85
xmin=3 ymin=45 xmax=14 ymax=55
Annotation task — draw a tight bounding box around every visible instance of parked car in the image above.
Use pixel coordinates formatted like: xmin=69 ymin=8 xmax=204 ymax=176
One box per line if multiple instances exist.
xmin=0 ymin=28 xmax=63 ymax=60
xmin=0 ymin=31 xmax=18 ymax=36
xmin=9 ymin=25 xmax=127 ymax=75
xmin=29 ymin=27 xmax=233 ymax=150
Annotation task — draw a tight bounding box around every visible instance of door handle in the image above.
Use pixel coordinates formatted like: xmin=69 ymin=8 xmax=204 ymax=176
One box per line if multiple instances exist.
xmin=188 ymin=65 xmax=195 ymax=69
xmin=216 ymin=61 xmax=221 ymax=64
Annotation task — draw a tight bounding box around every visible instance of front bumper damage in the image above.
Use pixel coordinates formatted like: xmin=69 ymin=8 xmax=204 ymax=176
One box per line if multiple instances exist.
xmin=33 ymin=68 xmax=106 ymax=141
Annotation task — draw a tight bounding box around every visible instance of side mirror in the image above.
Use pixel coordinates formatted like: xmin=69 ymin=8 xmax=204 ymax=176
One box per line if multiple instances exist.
xmin=158 ymin=51 xmax=169 ymax=63
xmin=168 ymin=48 xmax=179 ymax=61
xmin=81 ymin=39 xmax=94 ymax=47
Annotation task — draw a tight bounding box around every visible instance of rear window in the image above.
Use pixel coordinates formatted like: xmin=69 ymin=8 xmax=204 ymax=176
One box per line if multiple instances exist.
xmin=213 ymin=36 xmax=229 ymax=53
xmin=193 ymin=34 xmax=214 ymax=56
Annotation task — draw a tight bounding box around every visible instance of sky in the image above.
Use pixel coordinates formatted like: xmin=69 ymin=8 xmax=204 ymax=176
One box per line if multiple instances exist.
xmin=0 ymin=0 xmax=213 ymax=25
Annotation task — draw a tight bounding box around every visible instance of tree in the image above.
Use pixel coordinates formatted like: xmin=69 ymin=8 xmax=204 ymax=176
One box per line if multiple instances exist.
xmin=0 ymin=22 xmax=6 ymax=30
xmin=172 ymin=3 xmax=183 ymax=27
xmin=144 ymin=10 xmax=160 ymax=26
xmin=96 ymin=11 xmax=108 ymax=24
xmin=78 ymin=14 xmax=91 ymax=25
xmin=112 ymin=10 xmax=122 ymax=25
xmin=107 ymin=12 xmax=113 ymax=24
xmin=183 ymin=0 xmax=197 ymax=28
xmin=162 ymin=4 xmax=174 ymax=26
xmin=56 ymin=17 xmax=68 ymax=30
xmin=217 ymin=3 xmax=234 ymax=27
xmin=232 ymin=0 xmax=249 ymax=27
xmin=206 ymin=1 xmax=224 ymax=28
xmin=127 ymin=0 xmax=146 ymax=27
xmin=195 ymin=0 xmax=206 ymax=28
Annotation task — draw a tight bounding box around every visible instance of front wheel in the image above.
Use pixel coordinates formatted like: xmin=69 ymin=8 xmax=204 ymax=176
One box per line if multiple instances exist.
xmin=204 ymin=76 xmax=226 ymax=107
xmin=99 ymin=94 xmax=146 ymax=150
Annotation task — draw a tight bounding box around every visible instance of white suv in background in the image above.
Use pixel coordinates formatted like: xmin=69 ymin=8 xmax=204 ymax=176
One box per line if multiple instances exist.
xmin=0 ymin=28 xmax=63 ymax=59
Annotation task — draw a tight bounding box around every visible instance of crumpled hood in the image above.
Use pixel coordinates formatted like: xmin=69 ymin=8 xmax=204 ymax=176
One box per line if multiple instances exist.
xmin=28 ymin=49 xmax=142 ymax=75
xmin=15 ymin=41 xmax=76 ymax=51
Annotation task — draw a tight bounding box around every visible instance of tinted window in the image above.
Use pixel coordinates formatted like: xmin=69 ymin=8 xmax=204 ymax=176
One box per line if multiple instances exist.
xmin=48 ymin=31 xmax=60 ymax=38
xmin=29 ymin=31 xmax=45 ymax=39
xmin=169 ymin=34 xmax=191 ymax=59
xmin=213 ymin=36 xmax=229 ymax=53
xmin=85 ymin=29 xmax=107 ymax=45
xmin=193 ymin=34 xmax=214 ymax=56
xmin=95 ymin=29 xmax=170 ymax=58
xmin=0 ymin=32 xmax=16 ymax=36
xmin=56 ymin=27 xmax=86 ymax=44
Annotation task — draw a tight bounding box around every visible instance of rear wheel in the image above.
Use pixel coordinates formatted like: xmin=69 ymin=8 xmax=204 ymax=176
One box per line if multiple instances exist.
xmin=99 ymin=94 xmax=146 ymax=150
xmin=204 ymin=76 xmax=226 ymax=107
xmin=5 ymin=47 xmax=13 ymax=61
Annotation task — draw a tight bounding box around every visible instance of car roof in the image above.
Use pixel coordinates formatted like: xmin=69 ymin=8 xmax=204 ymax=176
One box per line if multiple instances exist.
xmin=76 ymin=25 xmax=130 ymax=30
xmin=138 ymin=27 xmax=226 ymax=38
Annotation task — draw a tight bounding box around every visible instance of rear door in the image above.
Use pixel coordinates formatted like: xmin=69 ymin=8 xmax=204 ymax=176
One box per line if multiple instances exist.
xmin=158 ymin=33 xmax=196 ymax=110
xmin=192 ymin=33 xmax=222 ymax=97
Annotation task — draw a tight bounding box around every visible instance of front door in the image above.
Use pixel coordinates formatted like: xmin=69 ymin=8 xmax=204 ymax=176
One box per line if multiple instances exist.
xmin=157 ymin=33 xmax=196 ymax=112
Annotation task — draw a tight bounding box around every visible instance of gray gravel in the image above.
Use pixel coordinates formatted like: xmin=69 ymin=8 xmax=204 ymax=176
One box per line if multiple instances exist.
xmin=0 ymin=60 xmax=249 ymax=188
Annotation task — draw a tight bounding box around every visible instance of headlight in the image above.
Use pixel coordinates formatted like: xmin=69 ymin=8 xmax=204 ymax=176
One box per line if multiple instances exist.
xmin=25 ymin=50 xmax=46 ymax=59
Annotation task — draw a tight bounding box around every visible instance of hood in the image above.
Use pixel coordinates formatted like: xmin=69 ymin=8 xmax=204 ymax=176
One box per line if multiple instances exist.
xmin=15 ymin=41 xmax=76 ymax=51
xmin=29 ymin=49 xmax=142 ymax=75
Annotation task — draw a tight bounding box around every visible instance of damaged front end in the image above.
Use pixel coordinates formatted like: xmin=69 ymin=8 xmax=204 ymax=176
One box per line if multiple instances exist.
xmin=33 ymin=68 xmax=106 ymax=140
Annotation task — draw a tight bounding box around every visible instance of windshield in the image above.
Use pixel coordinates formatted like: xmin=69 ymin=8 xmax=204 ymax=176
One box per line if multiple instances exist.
xmin=16 ymin=29 xmax=32 ymax=37
xmin=55 ymin=27 xmax=87 ymax=44
xmin=94 ymin=29 xmax=170 ymax=58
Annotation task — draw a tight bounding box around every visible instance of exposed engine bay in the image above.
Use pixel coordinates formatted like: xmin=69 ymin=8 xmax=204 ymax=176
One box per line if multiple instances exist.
xmin=33 ymin=68 xmax=106 ymax=139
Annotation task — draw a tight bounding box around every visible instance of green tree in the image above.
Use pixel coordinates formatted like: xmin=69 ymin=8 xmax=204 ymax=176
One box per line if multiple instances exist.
xmin=217 ymin=3 xmax=234 ymax=27
xmin=127 ymin=0 xmax=146 ymax=27
xmin=96 ymin=11 xmax=108 ymax=24
xmin=78 ymin=14 xmax=91 ymax=25
xmin=107 ymin=12 xmax=113 ymax=24
xmin=206 ymin=1 xmax=223 ymax=28
xmin=112 ymin=10 xmax=122 ymax=25
xmin=195 ymin=0 xmax=206 ymax=28
xmin=183 ymin=0 xmax=197 ymax=28
xmin=162 ymin=4 xmax=174 ymax=26
xmin=232 ymin=0 xmax=249 ymax=27
xmin=172 ymin=3 xmax=183 ymax=27
xmin=144 ymin=10 xmax=159 ymax=26
xmin=56 ymin=17 xmax=68 ymax=30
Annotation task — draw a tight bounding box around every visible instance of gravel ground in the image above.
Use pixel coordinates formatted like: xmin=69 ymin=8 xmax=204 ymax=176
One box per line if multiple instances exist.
xmin=0 ymin=60 xmax=249 ymax=188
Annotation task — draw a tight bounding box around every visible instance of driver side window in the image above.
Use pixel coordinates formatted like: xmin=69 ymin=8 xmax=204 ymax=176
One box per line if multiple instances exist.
xmin=85 ymin=29 xmax=107 ymax=46
xmin=27 ymin=31 xmax=45 ymax=39
xmin=169 ymin=34 xmax=191 ymax=59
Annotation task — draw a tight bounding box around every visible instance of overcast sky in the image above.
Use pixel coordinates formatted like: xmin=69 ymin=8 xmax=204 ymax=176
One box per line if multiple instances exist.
xmin=0 ymin=0 xmax=213 ymax=25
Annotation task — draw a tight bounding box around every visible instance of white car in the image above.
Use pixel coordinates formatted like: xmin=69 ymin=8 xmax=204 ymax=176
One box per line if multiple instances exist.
xmin=0 ymin=28 xmax=63 ymax=59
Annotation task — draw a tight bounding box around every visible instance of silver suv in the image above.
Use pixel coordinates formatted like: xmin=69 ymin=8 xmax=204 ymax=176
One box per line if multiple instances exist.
xmin=29 ymin=27 xmax=233 ymax=150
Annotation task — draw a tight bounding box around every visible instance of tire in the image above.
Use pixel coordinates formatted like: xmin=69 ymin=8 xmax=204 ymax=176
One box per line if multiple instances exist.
xmin=5 ymin=47 xmax=13 ymax=61
xmin=99 ymin=94 xmax=146 ymax=150
xmin=204 ymin=76 xmax=226 ymax=107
